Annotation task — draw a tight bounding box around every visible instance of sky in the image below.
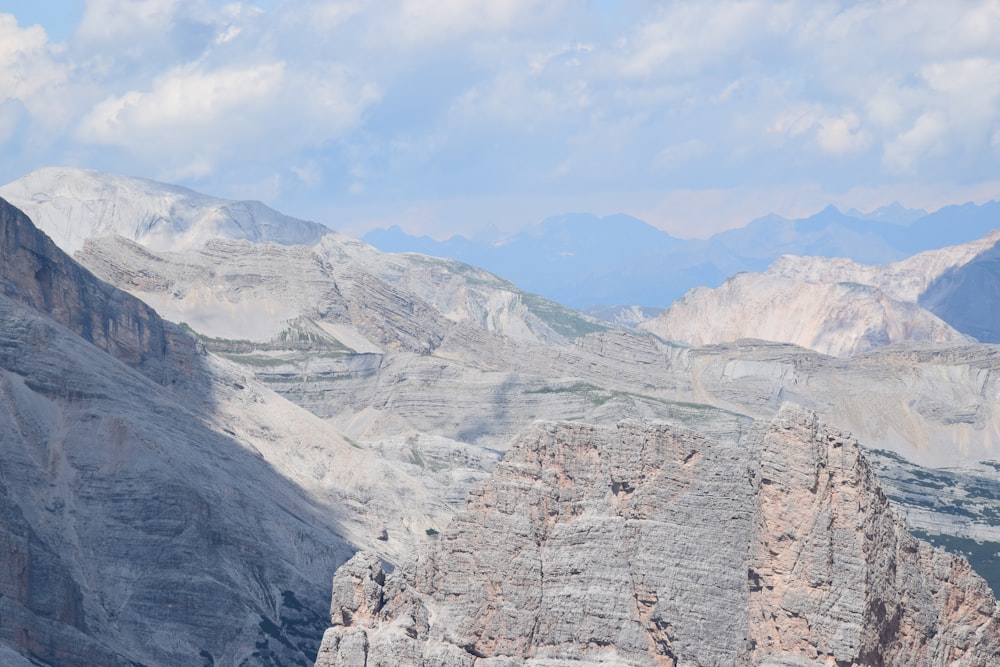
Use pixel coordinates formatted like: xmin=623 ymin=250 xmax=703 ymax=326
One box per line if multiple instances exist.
xmin=1 ymin=1 xmax=1000 ymax=239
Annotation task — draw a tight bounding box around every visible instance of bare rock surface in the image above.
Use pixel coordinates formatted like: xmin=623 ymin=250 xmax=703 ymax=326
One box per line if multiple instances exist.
xmin=0 ymin=166 xmax=330 ymax=253
xmin=639 ymin=233 xmax=1000 ymax=357
xmin=0 ymin=196 xmax=449 ymax=665
xmin=316 ymin=408 xmax=1000 ymax=666
xmin=639 ymin=273 xmax=969 ymax=357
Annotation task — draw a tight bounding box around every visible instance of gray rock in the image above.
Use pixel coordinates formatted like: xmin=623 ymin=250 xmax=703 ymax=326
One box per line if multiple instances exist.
xmin=316 ymin=408 xmax=1000 ymax=665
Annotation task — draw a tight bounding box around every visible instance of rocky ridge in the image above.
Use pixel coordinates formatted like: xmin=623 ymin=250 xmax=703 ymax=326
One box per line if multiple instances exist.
xmin=0 ymin=166 xmax=330 ymax=253
xmin=639 ymin=233 xmax=1000 ymax=356
xmin=316 ymin=408 xmax=1000 ymax=666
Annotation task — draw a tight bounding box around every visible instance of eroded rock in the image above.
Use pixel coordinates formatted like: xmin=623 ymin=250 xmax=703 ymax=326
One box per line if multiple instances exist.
xmin=316 ymin=408 xmax=1000 ymax=665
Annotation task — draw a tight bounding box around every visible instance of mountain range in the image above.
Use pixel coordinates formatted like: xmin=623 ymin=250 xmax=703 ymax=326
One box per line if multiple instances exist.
xmin=363 ymin=202 xmax=1000 ymax=310
xmin=3 ymin=167 xmax=1000 ymax=665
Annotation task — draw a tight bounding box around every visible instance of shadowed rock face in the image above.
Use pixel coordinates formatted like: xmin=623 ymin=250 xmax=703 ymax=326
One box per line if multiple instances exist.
xmin=920 ymin=240 xmax=1000 ymax=344
xmin=0 ymin=196 xmax=197 ymax=388
xmin=0 ymin=196 xmax=452 ymax=664
xmin=315 ymin=408 xmax=1000 ymax=666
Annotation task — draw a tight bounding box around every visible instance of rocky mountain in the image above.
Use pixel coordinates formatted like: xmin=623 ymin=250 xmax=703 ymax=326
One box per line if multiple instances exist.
xmin=6 ymin=169 xmax=1000 ymax=664
xmin=639 ymin=275 xmax=970 ymax=357
xmin=0 ymin=167 xmax=330 ymax=254
xmin=362 ymin=202 xmax=1000 ymax=311
xmin=315 ymin=408 xmax=1000 ymax=666
xmin=920 ymin=239 xmax=1000 ymax=343
xmin=0 ymin=197 xmax=450 ymax=665
xmin=639 ymin=234 xmax=1000 ymax=356
xmin=2 ymin=168 xmax=607 ymax=349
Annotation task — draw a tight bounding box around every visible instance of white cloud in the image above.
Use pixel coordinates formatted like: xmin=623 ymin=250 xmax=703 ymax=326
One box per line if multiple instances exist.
xmin=78 ymin=62 xmax=286 ymax=144
xmin=76 ymin=0 xmax=181 ymax=46
xmin=816 ymin=112 xmax=870 ymax=155
xmin=883 ymin=112 xmax=949 ymax=172
xmin=387 ymin=0 xmax=566 ymax=45
xmin=76 ymin=60 xmax=380 ymax=179
xmin=0 ymin=14 xmax=65 ymax=107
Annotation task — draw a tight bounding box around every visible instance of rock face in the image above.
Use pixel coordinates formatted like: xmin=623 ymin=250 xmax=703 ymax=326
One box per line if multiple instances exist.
xmin=315 ymin=408 xmax=1000 ymax=666
xmin=0 ymin=195 xmax=194 ymax=385
xmin=0 ymin=197 xmax=450 ymax=665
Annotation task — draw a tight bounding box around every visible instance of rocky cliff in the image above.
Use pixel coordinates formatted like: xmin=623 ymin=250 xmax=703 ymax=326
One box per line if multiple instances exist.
xmin=0 ymin=196 xmax=449 ymax=664
xmin=0 ymin=195 xmax=195 ymax=386
xmin=315 ymin=408 xmax=1000 ymax=666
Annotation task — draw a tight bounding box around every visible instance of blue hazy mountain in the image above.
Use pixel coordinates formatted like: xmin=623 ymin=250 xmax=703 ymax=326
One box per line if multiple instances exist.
xmin=363 ymin=203 xmax=1000 ymax=309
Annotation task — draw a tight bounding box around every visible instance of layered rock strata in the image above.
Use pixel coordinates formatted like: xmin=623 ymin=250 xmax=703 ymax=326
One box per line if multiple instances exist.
xmin=316 ymin=408 xmax=1000 ymax=666
xmin=0 ymin=196 xmax=448 ymax=664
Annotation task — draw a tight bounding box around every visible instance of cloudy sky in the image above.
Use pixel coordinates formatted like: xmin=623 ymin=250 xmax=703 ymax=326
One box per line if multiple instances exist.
xmin=2 ymin=1 xmax=1000 ymax=238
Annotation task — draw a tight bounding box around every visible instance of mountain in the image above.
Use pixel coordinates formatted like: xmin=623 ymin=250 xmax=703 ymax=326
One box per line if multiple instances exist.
xmin=0 ymin=166 xmax=330 ymax=254
xmin=362 ymin=203 xmax=1000 ymax=311
xmin=365 ymin=213 xmax=719 ymax=309
xmin=2 ymin=168 xmax=609 ymax=350
xmin=0 ymin=197 xmax=449 ymax=665
xmin=639 ymin=233 xmax=1000 ymax=357
xmin=6 ymin=168 xmax=1000 ymax=663
xmin=315 ymin=408 xmax=1000 ymax=666
xmin=920 ymin=239 xmax=1000 ymax=343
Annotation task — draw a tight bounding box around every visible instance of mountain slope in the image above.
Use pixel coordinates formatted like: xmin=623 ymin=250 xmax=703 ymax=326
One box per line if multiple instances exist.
xmin=0 ymin=197 xmax=449 ymax=665
xmin=920 ymin=239 xmax=1000 ymax=343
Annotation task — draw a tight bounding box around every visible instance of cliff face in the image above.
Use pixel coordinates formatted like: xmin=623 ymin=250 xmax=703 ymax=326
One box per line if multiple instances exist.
xmin=315 ymin=408 xmax=1000 ymax=666
xmin=0 ymin=196 xmax=195 ymax=386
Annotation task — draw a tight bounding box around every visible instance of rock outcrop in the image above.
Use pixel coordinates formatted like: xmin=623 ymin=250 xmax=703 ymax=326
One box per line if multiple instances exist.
xmin=315 ymin=408 xmax=1000 ymax=666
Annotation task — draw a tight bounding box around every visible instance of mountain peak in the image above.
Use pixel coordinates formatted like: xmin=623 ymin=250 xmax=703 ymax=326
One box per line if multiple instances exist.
xmin=0 ymin=167 xmax=331 ymax=254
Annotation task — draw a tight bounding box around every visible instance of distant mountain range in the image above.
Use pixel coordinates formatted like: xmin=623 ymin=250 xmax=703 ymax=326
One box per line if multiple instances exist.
xmin=363 ymin=202 xmax=1000 ymax=309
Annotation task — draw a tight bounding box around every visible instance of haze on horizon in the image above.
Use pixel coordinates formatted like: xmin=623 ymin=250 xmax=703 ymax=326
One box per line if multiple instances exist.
xmin=2 ymin=0 xmax=1000 ymax=240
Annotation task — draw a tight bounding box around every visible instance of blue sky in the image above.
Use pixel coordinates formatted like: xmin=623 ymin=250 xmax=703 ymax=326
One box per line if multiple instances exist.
xmin=2 ymin=1 xmax=1000 ymax=239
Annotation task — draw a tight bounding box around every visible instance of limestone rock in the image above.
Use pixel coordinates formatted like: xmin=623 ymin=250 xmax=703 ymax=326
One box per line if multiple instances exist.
xmin=0 ymin=166 xmax=330 ymax=253
xmin=639 ymin=273 xmax=969 ymax=358
xmin=0 ymin=195 xmax=449 ymax=664
xmin=316 ymin=408 xmax=1000 ymax=665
